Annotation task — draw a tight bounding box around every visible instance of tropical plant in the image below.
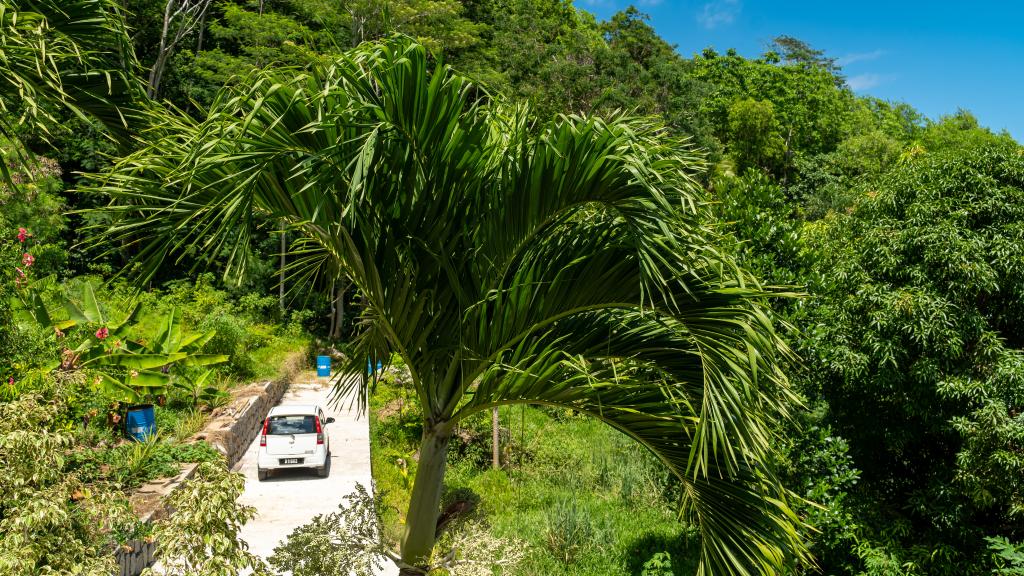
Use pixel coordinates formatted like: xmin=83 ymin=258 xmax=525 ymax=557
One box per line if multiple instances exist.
xmin=142 ymin=461 xmax=269 ymax=576
xmin=0 ymin=0 xmax=143 ymax=147
xmin=87 ymin=37 xmax=809 ymax=575
xmin=989 ymin=536 xmax=1024 ymax=575
xmin=642 ymin=552 xmax=675 ymax=576
xmin=0 ymin=376 xmax=138 ymax=575
xmin=111 ymin=431 xmax=174 ymax=486
xmin=12 ymin=281 xmax=227 ymax=403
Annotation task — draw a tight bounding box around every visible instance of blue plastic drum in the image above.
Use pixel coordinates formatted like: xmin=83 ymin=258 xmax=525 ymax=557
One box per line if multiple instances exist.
xmin=367 ymin=359 xmax=383 ymax=375
xmin=317 ymin=355 xmax=331 ymax=377
xmin=126 ymin=404 xmax=156 ymax=441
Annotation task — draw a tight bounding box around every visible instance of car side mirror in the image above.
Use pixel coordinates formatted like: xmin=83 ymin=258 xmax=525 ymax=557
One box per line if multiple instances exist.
xmin=326 ymin=417 xmax=335 ymax=424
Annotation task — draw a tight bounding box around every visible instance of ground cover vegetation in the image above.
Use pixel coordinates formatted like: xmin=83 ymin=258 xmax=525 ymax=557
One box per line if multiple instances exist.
xmin=2 ymin=0 xmax=1024 ymax=575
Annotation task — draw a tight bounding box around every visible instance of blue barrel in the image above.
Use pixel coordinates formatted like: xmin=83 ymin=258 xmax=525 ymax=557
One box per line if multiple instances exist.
xmin=316 ymin=355 xmax=331 ymax=377
xmin=367 ymin=359 xmax=383 ymax=375
xmin=125 ymin=404 xmax=156 ymax=441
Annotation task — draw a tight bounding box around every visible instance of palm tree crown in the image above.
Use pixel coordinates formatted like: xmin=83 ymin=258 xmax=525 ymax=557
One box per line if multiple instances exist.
xmin=86 ymin=37 xmax=809 ymax=575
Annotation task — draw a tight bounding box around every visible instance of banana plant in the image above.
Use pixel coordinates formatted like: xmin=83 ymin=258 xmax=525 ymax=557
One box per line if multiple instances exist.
xmin=12 ymin=280 xmax=227 ymax=403
xmin=171 ymin=369 xmax=219 ymax=406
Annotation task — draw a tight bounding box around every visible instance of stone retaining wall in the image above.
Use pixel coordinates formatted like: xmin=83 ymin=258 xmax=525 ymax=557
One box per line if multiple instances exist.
xmin=115 ymin=539 xmax=158 ymax=576
xmin=115 ymin=377 xmax=291 ymax=576
xmin=197 ymin=378 xmax=289 ymax=467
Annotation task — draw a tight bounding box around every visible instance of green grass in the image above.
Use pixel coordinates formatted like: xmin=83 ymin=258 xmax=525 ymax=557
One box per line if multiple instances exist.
xmin=369 ymin=377 xmax=701 ymax=575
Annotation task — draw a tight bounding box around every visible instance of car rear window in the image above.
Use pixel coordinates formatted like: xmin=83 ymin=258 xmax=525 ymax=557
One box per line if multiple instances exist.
xmin=267 ymin=415 xmax=316 ymax=434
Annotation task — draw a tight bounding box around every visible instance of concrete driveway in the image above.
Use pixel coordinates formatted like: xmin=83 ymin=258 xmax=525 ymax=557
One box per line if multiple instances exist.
xmin=235 ymin=374 xmax=398 ymax=575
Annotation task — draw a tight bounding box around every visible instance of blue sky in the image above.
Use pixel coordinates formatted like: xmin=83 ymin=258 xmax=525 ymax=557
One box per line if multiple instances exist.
xmin=578 ymin=1 xmax=1024 ymax=142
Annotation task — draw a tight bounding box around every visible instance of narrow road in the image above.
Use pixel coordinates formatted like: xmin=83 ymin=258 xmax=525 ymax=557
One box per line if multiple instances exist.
xmin=235 ymin=373 xmax=398 ymax=575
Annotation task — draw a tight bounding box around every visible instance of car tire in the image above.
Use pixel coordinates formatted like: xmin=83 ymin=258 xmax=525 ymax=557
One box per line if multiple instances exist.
xmin=316 ymin=464 xmax=328 ymax=478
xmin=258 ymin=468 xmax=268 ymax=481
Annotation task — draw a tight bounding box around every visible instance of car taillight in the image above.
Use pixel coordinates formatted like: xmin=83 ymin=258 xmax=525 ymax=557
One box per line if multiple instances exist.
xmin=315 ymin=417 xmax=324 ymax=445
xmin=260 ymin=418 xmax=268 ymax=447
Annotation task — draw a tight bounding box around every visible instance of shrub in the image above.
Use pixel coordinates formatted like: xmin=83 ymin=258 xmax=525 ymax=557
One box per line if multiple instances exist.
xmin=641 ymin=552 xmax=674 ymax=576
xmin=0 ymin=380 xmax=138 ymax=575
xmin=199 ymin=314 xmax=255 ymax=377
xmin=143 ymin=461 xmax=269 ymax=576
xmin=543 ymin=498 xmax=605 ymax=565
xmin=269 ymin=484 xmax=390 ymax=576
xmin=238 ymin=292 xmax=280 ymax=321
xmin=989 ymin=537 xmax=1024 ymax=575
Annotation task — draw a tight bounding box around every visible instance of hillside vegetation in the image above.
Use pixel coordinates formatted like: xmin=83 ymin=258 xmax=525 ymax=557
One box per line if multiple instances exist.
xmin=1 ymin=1 xmax=1023 ymax=575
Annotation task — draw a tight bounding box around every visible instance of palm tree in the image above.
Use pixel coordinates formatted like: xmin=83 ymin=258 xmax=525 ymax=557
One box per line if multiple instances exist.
xmin=0 ymin=0 xmax=143 ymax=143
xmin=85 ymin=37 xmax=810 ymax=575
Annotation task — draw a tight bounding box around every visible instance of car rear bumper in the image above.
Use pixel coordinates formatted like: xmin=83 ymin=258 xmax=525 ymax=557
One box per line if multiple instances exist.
xmin=258 ymin=446 xmax=328 ymax=470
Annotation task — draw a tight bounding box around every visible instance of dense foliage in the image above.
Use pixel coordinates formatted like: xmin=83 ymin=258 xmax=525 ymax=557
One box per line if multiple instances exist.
xmin=798 ymin=143 xmax=1024 ymax=573
xmin=3 ymin=0 xmax=1024 ymax=574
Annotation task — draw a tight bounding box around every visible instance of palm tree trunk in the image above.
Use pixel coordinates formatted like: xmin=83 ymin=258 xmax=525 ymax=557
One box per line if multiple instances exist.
xmin=399 ymin=424 xmax=451 ymax=574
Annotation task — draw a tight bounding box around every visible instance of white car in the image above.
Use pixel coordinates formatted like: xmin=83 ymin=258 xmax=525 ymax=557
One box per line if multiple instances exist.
xmin=257 ymin=404 xmax=333 ymax=481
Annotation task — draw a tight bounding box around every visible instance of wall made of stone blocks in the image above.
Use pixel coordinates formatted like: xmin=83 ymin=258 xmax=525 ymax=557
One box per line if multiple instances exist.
xmin=115 ymin=377 xmax=290 ymax=576
xmin=197 ymin=378 xmax=289 ymax=468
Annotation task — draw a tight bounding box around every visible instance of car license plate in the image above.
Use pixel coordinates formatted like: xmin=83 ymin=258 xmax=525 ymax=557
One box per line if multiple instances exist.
xmin=280 ymin=458 xmax=302 ymax=465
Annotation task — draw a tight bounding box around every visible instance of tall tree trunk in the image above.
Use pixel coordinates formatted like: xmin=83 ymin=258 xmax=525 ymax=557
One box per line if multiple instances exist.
xmin=147 ymin=0 xmax=175 ymax=98
xmin=491 ymin=407 xmax=500 ymax=469
xmin=195 ymin=8 xmax=207 ymax=53
xmin=331 ymin=280 xmax=347 ymax=340
xmin=329 ymin=279 xmax=337 ymax=337
xmin=278 ymin=223 xmax=286 ymax=312
xmin=400 ymin=424 xmax=451 ymax=574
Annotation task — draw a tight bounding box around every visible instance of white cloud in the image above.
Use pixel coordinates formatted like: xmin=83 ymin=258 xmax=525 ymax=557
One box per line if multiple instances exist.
xmin=836 ymin=49 xmax=886 ymax=67
xmin=847 ymin=73 xmax=883 ymax=91
xmin=697 ymin=0 xmax=741 ymax=29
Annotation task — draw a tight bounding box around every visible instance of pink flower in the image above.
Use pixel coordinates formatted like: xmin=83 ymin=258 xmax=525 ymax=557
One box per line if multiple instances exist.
xmin=17 ymin=228 xmax=28 ymax=243
xmin=6 ymin=377 xmax=12 ymax=386
xmin=21 ymin=253 xmax=34 ymax=267
xmin=95 ymin=327 xmax=109 ymax=340
xmin=15 ymin=267 xmax=24 ymax=278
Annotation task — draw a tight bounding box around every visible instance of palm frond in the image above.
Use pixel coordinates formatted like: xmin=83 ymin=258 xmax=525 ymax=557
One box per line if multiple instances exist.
xmin=0 ymin=0 xmax=144 ymax=141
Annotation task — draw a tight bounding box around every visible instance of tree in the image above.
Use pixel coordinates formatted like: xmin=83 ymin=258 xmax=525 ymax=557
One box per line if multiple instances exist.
xmin=147 ymin=0 xmax=213 ymax=97
xmin=800 ymin=142 xmax=1024 ymax=573
xmin=86 ymin=37 xmax=809 ymax=575
xmin=727 ymin=98 xmax=786 ymax=175
xmin=690 ymin=46 xmax=853 ymax=165
xmin=767 ymin=35 xmax=842 ymax=82
xmin=343 ymin=0 xmax=485 ymax=52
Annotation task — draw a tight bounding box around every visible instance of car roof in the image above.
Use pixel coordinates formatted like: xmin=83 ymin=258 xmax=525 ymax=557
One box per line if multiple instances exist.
xmin=268 ymin=404 xmax=320 ymax=416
